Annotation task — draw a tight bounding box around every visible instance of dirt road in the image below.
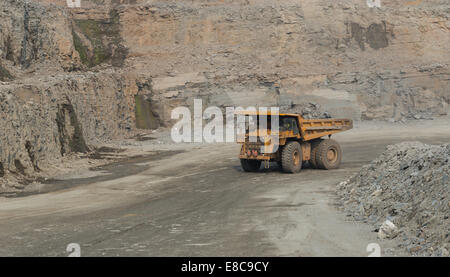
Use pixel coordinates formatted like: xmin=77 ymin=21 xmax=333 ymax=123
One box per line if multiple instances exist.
xmin=0 ymin=120 xmax=449 ymax=256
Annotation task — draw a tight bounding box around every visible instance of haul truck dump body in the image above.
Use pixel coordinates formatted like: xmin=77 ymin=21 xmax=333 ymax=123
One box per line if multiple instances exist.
xmin=236 ymin=111 xmax=353 ymax=173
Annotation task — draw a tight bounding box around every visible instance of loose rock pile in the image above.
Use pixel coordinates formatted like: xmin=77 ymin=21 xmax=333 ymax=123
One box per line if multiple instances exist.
xmin=337 ymin=141 xmax=449 ymax=256
xmin=281 ymin=102 xmax=332 ymax=119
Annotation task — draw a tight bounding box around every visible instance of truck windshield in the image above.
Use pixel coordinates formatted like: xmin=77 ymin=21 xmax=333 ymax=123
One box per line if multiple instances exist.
xmin=280 ymin=117 xmax=299 ymax=134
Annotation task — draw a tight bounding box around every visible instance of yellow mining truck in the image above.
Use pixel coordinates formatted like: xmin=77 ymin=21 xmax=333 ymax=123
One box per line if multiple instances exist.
xmin=237 ymin=111 xmax=353 ymax=173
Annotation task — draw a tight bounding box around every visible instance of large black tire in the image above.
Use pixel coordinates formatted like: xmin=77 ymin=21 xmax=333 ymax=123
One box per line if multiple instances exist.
xmin=316 ymin=139 xmax=342 ymax=170
xmin=281 ymin=141 xmax=303 ymax=173
xmin=240 ymin=159 xmax=261 ymax=172
xmin=309 ymin=139 xmax=323 ymax=169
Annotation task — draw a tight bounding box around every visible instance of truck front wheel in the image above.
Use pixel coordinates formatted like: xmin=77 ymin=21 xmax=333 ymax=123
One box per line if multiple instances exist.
xmin=281 ymin=141 xmax=303 ymax=173
xmin=240 ymin=159 xmax=261 ymax=172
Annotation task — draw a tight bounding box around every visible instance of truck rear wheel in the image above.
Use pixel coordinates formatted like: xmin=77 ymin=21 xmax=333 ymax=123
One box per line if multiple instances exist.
xmin=309 ymin=139 xmax=323 ymax=169
xmin=316 ymin=139 xmax=342 ymax=170
xmin=281 ymin=141 xmax=303 ymax=173
xmin=240 ymin=159 xmax=261 ymax=172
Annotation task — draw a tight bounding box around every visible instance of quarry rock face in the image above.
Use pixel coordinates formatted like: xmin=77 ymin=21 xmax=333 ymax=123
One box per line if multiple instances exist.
xmin=116 ymin=0 xmax=449 ymax=121
xmin=0 ymin=72 xmax=141 ymax=177
xmin=0 ymin=0 xmax=80 ymax=72
xmin=0 ymin=0 xmax=449 ymax=178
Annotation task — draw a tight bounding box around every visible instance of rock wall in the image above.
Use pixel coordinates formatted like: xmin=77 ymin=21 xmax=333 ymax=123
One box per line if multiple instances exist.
xmin=0 ymin=72 xmax=143 ymax=175
xmin=2 ymin=0 xmax=448 ymax=121
xmin=0 ymin=0 xmax=80 ymax=72
xmin=115 ymin=0 xmax=449 ymax=121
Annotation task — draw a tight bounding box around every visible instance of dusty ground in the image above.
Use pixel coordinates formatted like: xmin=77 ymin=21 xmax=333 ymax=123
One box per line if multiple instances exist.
xmin=0 ymin=119 xmax=448 ymax=257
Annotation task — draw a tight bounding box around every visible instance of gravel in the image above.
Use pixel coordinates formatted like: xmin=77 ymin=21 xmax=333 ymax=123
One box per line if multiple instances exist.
xmin=281 ymin=102 xmax=332 ymax=119
xmin=336 ymin=141 xmax=449 ymax=256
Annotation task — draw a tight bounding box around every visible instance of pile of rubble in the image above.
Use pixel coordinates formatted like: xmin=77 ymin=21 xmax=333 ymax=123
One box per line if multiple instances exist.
xmin=281 ymin=102 xmax=332 ymax=119
xmin=337 ymin=141 xmax=449 ymax=256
